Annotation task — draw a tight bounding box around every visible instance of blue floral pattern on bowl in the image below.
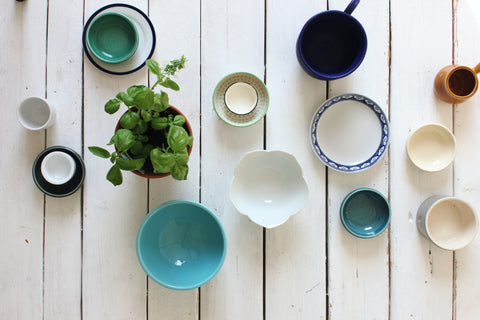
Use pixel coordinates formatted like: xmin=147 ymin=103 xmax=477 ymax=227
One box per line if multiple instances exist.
xmin=310 ymin=94 xmax=390 ymax=172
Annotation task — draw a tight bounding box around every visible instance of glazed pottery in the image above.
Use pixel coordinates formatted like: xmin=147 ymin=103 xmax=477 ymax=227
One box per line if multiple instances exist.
xmin=32 ymin=146 xmax=86 ymax=197
xmin=310 ymin=94 xmax=390 ymax=172
xmin=340 ymin=188 xmax=390 ymax=238
xmin=136 ymin=200 xmax=227 ymax=290
xmin=86 ymin=12 xmax=139 ymax=64
xmin=213 ymin=72 xmax=269 ymax=127
xmin=434 ymin=63 xmax=480 ymax=104
xmin=417 ymin=196 xmax=478 ymax=250
xmin=17 ymin=97 xmax=56 ymax=130
xmin=229 ymin=150 xmax=309 ymax=228
xmin=83 ymin=3 xmax=156 ymax=75
xmin=41 ymin=151 xmax=76 ymax=185
xmin=406 ymin=123 xmax=456 ymax=172
xmin=296 ymin=0 xmax=367 ymax=80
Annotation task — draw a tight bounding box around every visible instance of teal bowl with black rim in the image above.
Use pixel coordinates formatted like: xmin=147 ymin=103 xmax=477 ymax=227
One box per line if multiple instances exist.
xmin=86 ymin=12 xmax=139 ymax=64
xmin=340 ymin=188 xmax=390 ymax=238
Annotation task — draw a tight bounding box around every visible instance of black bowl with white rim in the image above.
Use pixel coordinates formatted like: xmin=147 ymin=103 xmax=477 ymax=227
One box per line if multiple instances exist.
xmin=32 ymin=146 xmax=86 ymax=197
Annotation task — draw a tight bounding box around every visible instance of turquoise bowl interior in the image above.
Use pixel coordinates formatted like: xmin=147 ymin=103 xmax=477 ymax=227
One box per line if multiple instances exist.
xmin=136 ymin=200 xmax=227 ymax=290
xmin=340 ymin=188 xmax=390 ymax=238
xmin=86 ymin=12 xmax=138 ymax=64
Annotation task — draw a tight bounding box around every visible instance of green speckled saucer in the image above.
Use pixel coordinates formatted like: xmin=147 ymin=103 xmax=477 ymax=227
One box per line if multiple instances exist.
xmin=213 ymin=72 xmax=269 ymax=127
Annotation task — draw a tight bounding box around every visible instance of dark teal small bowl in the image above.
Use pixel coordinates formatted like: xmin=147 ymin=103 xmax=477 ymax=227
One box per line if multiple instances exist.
xmin=136 ymin=200 xmax=227 ymax=290
xmin=340 ymin=188 xmax=390 ymax=238
xmin=86 ymin=12 xmax=138 ymax=64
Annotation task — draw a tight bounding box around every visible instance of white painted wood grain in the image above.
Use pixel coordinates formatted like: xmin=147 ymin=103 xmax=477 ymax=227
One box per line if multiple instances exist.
xmin=390 ymin=0 xmax=454 ymax=319
xmin=265 ymin=1 xmax=327 ymax=319
xmin=326 ymin=0 xmax=390 ymax=319
xmin=200 ymin=0 xmax=265 ymax=318
xmin=147 ymin=0 xmax=201 ymax=318
xmin=0 ymin=1 xmax=47 ymax=319
xmin=82 ymin=1 xmax=149 ymax=319
xmin=453 ymin=0 xmax=480 ymax=318
xmin=43 ymin=0 xmax=84 ymax=319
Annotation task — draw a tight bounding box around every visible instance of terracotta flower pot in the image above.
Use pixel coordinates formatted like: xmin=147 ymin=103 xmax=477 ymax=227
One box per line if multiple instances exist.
xmin=115 ymin=105 xmax=193 ymax=179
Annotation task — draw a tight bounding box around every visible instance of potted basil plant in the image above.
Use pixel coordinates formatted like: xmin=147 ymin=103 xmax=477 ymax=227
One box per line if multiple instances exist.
xmin=89 ymin=56 xmax=193 ymax=186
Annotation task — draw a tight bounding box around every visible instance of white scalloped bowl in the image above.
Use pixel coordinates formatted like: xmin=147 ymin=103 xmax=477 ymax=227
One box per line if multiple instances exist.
xmin=229 ymin=150 xmax=309 ymax=228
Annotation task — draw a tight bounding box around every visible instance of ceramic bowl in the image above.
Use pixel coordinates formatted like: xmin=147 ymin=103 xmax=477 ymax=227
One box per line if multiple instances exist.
xmin=310 ymin=94 xmax=390 ymax=172
xmin=86 ymin=12 xmax=139 ymax=64
xmin=83 ymin=3 xmax=156 ymax=75
xmin=136 ymin=200 xmax=227 ymax=290
xmin=417 ymin=196 xmax=478 ymax=250
xmin=32 ymin=146 xmax=86 ymax=197
xmin=229 ymin=150 xmax=309 ymax=228
xmin=406 ymin=123 xmax=456 ymax=172
xmin=213 ymin=72 xmax=269 ymax=127
xmin=340 ymin=188 xmax=390 ymax=238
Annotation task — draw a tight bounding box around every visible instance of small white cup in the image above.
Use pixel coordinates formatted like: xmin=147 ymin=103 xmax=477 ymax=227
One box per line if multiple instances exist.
xmin=17 ymin=97 xmax=56 ymax=130
xmin=41 ymin=151 xmax=76 ymax=185
xmin=417 ymin=196 xmax=478 ymax=250
xmin=224 ymin=82 xmax=258 ymax=115
xmin=406 ymin=123 xmax=456 ymax=172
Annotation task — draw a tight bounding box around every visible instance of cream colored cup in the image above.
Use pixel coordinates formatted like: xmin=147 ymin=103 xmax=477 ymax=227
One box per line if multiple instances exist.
xmin=41 ymin=151 xmax=76 ymax=185
xmin=224 ymin=82 xmax=258 ymax=115
xmin=416 ymin=196 xmax=478 ymax=250
xmin=406 ymin=123 xmax=456 ymax=172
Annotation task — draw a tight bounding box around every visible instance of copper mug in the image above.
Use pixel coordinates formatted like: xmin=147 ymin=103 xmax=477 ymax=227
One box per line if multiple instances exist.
xmin=434 ymin=63 xmax=480 ymax=104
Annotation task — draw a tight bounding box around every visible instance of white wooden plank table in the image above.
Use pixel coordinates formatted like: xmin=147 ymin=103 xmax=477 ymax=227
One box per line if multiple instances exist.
xmin=2 ymin=0 xmax=480 ymax=319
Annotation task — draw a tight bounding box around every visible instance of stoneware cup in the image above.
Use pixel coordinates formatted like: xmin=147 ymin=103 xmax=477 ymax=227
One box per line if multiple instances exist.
xmin=417 ymin=196 xmax=478 ymax=251
xmin=340 ymin=188 xmax=391 ymax=238
xmin=434 ymin=63 xmax=480 ymax=104
xmin=86 ymin=12 xmax=139 ymax=64
xmin=41 ymin=151 xmax=76 ymax=185
xmin=406 ymin=123 xmax=456 ymax=172
xmin=17 ymin=97 xmax=56 ymax=130
xmin=296 ymin=0 xmax=367 ymax=80
xmin=224 ymin=82 xmax=258 ymax=115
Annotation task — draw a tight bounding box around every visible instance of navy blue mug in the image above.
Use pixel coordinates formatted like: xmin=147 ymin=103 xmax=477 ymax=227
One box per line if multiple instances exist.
xmin=296 ymin=0 xmax=367 ymax=80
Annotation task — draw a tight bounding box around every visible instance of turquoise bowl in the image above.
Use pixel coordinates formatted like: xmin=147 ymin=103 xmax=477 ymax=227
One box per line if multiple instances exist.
xmin=86 ymin=12 xmax=138 ymax=64
xmin=136 ymin=200 xmax=227 ymax=290
xmin=340 ymin=188 xmax=390 ymax=238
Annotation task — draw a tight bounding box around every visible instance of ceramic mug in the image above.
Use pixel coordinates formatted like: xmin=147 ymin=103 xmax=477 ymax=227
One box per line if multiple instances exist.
xmin=17 ymin=97 xmax=56 ymax=130
xmin=41 ymin=151 xmax=76 ymax=185
xmin=296 ymin=0 xmax=367 ymax=80
xmin=416 ymin=196 xmax=478 ymax=250
xmin=434 ymin=63 xmax=480 ymax=104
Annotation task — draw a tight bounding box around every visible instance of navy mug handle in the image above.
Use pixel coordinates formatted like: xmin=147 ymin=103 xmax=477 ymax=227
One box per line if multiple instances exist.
xmin=344 ymin=0 xmax=360 ymax=15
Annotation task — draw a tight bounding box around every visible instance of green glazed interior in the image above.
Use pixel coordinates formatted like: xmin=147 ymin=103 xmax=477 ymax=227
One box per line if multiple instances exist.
xmin=86 ymin=12 xmax=138 ymax=64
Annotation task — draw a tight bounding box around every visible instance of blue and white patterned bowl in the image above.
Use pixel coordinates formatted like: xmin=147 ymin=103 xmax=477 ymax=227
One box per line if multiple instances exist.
xmin=310 ymin=94 xmax=390 ymax=172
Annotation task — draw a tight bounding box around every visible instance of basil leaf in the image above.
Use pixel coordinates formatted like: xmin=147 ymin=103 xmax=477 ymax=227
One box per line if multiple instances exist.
xmin=160 ymin=78 xmax=180 ymax=91
xmin=105 ymin=98 xmax=121 ymax=114
xmin=127 ymin=85 xmax=147 ymax=97
xmin=106 ymin=164 xmax=122 ymax=186
xmin=187 ymin=135 xmax=194 ymax=147
xmin=146 ymin=59 xmax=161 ymax=76
xmin=150 ymin=148 xmax=175 ymax=173
xmin=113 ymin=129 xmax=135 ymax=152
xmin=141 ymin=144 xmax=154 ymax=158
xmin=120 ymin=111 xmax=141 ymax=129
xmin=116 ymin=157 xmax=145 ymax=171
xmin=132 ymin=120 xmax=148 ymax=134
xmin=151 ymin=117 xmax=169 ymax=130
xmin=88 ymin=146 xmax=110 ymax=159
xmin=141 ymin=110 xmax=152 ymax=122
xmin=115 ymin=92 xmax=135 ymax=107
xmin=133 ymin=89 xmax=154 ymax=110
xmin=172 ymin=115 xmax=185 ymax=126
xmin=175 ymin=149 xmax=189 ymax=165
xmin=130 ymin=141 xmax=143 ymax=155
xmin=171 ymin=163 xmax=189 ymax=180
xmin=152 ymin=92 xmax=169 ymax=112
xmin=167 ymin=125 xmax=189 ymax=152
xmin=136 ymin=134 xmax=149 ymax=143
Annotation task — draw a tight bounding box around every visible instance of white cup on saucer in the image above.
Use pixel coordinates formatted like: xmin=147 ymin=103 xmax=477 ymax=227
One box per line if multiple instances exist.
xmin=17 ymin=97 xmax=56 ymax=130
xmin=41 ymin=151 xmax=76 ymax=185
xmin=224 ymin=82 xmax=258 ymax=115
